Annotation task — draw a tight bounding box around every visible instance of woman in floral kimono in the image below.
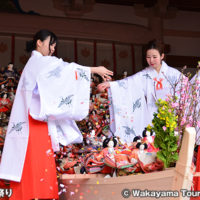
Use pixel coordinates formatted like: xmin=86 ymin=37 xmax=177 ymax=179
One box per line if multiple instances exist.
xmin=98 ymin=40 xmax=181 ymax=143
xmin=0 ymin=29 xmax=113 ymax=200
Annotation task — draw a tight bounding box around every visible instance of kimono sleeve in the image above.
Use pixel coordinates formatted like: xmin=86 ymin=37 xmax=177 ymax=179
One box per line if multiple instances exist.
xmin=109 ymin=74 xmax=151 ymax=143
xmin=29 ymin=61 xmax=91 ymax=122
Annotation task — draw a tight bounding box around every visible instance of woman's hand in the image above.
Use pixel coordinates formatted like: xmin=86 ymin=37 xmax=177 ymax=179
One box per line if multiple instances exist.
xmin=97 ymin=82 xmax=110 ymax=92
xmin=91 ymin=66 xmax=113 ymax=81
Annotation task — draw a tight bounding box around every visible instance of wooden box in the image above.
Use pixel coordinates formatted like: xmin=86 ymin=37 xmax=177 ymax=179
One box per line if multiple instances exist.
xmin=59 ymin=127 xmax=196 ymax=200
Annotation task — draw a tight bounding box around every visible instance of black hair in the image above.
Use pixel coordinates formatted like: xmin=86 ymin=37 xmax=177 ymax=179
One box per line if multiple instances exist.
xmin=91 ymin=110 xmax=97 ymax=114
xmin=142 ymin=128 xmax=153 ymax=137
xmin=142 ymin=39 xmax=165 ymax=67
xmin=0 ymin=92 xmax=8 ymax=98
xmin=133 ymin=136 xmax=142 ymax=142
xmin=80 ymin=166 xmax=86 ymax=174
xmin=103 ymin=137 xmax=117 ymax=148
xmin=136 ymin=142 xmax=148 ymax=149
xmin=26 ymin=29 xmax=58 ymax=53
xmin=145 ymin=39 xmax=164 ymax=55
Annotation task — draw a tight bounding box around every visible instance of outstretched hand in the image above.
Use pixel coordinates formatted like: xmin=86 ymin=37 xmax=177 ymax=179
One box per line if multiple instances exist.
xmin=93 ymin=66 xmax=113 ymax=81
xmin=97 ymin=82 xmax=110 ymax=92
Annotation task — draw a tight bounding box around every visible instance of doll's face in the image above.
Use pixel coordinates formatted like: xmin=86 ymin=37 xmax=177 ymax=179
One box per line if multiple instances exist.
xmin=90 ymin=130 xmax=95 ymax=137
xmin=123 ymin=71 xmax=127 ymax=76
xmin=8 ymin=64 xmax=13 ymax=71
xmin=3 ymin=94 xmax=7 ymax=99
xmin=139 ymin=144 xmax=145 ymax=150
xmin=146 ymin=131 xmax=151 ymax=137
xmin=102 ymin=136 xmax=106 ymax=141
xmin=108 ymin=140 xmax=114 ymax=148
xmin=88 ymin=122 xmax=91 ymax=126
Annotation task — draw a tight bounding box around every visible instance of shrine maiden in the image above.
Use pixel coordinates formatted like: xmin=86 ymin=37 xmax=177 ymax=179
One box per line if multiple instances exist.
xmin=0 ymin=29 xmax=113 ymax=200
xmin=98 ymin=40 xmax=181 ymax=143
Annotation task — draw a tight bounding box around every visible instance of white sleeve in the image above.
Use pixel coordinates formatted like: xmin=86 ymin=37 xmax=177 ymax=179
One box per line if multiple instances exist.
xmin=29 ymin=61 xmax=91 ymax=122
xmin=109 ymin=74 xmax=151 ymax=142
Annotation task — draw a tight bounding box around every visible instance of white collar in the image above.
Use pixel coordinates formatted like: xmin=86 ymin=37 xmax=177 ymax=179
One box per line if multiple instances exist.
xmin=148 ymin=61 xmax=168 ymax=76
xmin=160 ymin=61 xmax=168 ymax=75
xmin=31 ymin=50 xmax=43 ymax=57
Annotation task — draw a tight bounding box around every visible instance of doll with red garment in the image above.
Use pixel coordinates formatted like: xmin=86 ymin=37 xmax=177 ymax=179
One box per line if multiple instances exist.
xmin=83 ymin=151 xmax=105 ymax=174
xmin=94 ymin=112 xmax=110 ymax=137
xmin=132 ymin=141 xmax=163 ymax=173
xmin=102 ymin=136 xmax=133 ymax=170
xmin=6 ymin=77 xmax=16 ymax=88
xmin=0 ymin=84 xmax=7 ymax=95
xmin=102 ymin=137 xmax=117 ymax=168
xmin=86 ymin=130 xmax=98 ymax=146
xmin=8 ymin=87 xmax=15 ymax=103
xmin=89 ymin=110 xmax=102 ymax=128
xmin=142 ymin=128 xmax=159 ymax=152
xmin=0 ymin=93 xmax=11 ymax=113
xmin=132 ymin=136 xmax=142 ymax=149
xmin=128 ymin=143 xmax=144 ymax=173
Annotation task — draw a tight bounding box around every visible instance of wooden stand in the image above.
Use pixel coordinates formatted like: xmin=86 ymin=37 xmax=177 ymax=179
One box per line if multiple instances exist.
xmin=59 ymin=127 xmax=196 ymax=200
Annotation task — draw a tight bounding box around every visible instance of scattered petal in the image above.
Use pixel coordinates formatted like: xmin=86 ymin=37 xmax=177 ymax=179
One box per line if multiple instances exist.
xmin=60 ymin=183 xmax=65 ymax=188
xmin=70 ymin=192 xmax=75 ymax=196
xmin=62 ymin=188 xmax=67 ymax=193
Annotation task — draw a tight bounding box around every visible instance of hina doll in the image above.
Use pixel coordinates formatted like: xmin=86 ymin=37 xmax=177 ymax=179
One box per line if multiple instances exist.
xmin=8 ymin=90 xmax=15 ymax=102
xmin=135 ymin=142 xmax=163 ymax=173
xmin=0 ymin=29 xmax=113 ymax=200
xmin=89 ymin=110 xmax=102 ymax=127
xmin=0 ymin=84 xmax=7 ymax=95
xmin=0 ymin=93 xmax=11 ymax=113
xmin=102 ymin=138 xmax=117 ymax=168
xmin=98 ymin=40 xmax=181 ymax=143
xmin=4 ymin=62 xmax=18 ymax=80
xmin=142 ymin=128 xmax=158 ymax=152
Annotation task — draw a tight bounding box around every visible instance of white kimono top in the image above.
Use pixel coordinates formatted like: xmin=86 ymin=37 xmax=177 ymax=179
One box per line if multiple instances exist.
xmin=109 ymin=61 xmax=181 ymax=142
xmin=0 ymin=50 xmax=91 ymax=182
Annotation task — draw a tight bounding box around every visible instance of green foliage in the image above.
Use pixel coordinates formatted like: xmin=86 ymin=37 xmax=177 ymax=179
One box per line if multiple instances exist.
xmin=147 ymin=99 xmax=179 ymax=168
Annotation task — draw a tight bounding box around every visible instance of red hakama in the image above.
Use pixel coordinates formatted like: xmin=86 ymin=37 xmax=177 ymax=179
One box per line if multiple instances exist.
xmin=9 ymin=115 xmax=59 ymax=200
xmin=191 ymin=146 xmax=200 ymax=200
